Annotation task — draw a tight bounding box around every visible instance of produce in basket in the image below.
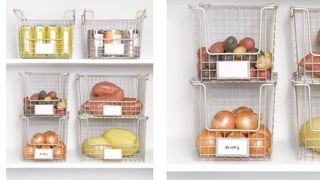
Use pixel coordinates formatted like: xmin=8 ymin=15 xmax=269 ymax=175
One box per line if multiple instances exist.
xmin=235 ymin=111 xmax=259 ymax=135
xmin=299 ymin=117 xmax=320 ymax=153
xmin=224 ymin=36 xmax=238 ymax=52
xmin=196 ymin=129 xmax=222 ymax=155
xmin=23 ymin=144 xmax=37 ymax=159
xmin=82 ymin=136 xmax=111 ymax=159
xmin=298 ymin=50 xmax=320 ymax=77
xmin=249 ymin=133 xmax=271 ymax=157
xmin=239 ymin=37 xmax=255 ymax=51
xmin=257 ymin=69 xmax=271 ymax=80
xmin=255 ymin=52 xmax=272 ymax=70
xmin=197 ymin=47 xmax=209 ymax=61
xmin=211 ymin=110 xmax=236 ymax=131
xmin=233 ymin=46 xmax=247 ymax=60
xmin=227 ymin=132 xmax=246 ymax=138
xmin=92 ymin=81 xmax=124 ymax=100
xmin=209 ymin=42 xmax=224 ymax=53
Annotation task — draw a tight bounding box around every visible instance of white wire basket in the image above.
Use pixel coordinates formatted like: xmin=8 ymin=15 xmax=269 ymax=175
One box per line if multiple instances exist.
xmin=81 ymin=9 xmax=146 ymax=59
xmin=78 ymin=117 xmax=147 ymax=162
xmin=20 ymin=72 xmax=69 ymax=117
xmin=293 ymin=74 xmax=320 ymax=160
xmin=191 ymin=73 xmax=277 ymax=160
xmin=291 ymin=7 xmax=320 ymax=84
xmin=77 ymin=73 xmax=148 ymax=119
xmin=13 ymin=9 xmax=75 ymax=59
xmin=189 ymin=4 xmax=277 ymax=82
xmin=22 ymin=115 xmax=68 ymax=161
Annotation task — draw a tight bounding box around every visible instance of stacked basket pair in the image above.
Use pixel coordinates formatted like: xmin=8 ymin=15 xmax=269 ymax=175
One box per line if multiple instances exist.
xmin=291 ymin=7 xmax=320 ymax=160
xmin=190 ymin=4 xmax=278 ymax=161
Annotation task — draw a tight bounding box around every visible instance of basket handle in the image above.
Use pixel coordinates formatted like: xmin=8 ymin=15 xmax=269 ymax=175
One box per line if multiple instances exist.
xmin=81 ymin=9 xmax=95 ymax=25
xmin=13 ymin=9 xmax=27 ymax=22
xmin=64 ymin=9 xmax=76 ymax=24
xmin=136 ymin=9 xmax=147 ymax=20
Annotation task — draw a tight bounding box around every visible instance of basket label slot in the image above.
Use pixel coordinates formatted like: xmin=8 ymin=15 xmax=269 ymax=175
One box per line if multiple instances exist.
xmin=216 ymin=138 xmax=249 ymax=157
xmin=35 ymin=43 xmax=54 ymax=54
xmin=104 ymin=44 xmax=124 ymax=55
xmin=217 ymin=61 xmax=250 ymax=79
xmin=104 ymin=149 xmax=123 ymax=160
xmin=35 ymin=105 xmax=54 ymax=115
xmin=103 ymin=105 xmax=122 ymax=116
xmin=34 ymin=149 xmax=53 ymax=160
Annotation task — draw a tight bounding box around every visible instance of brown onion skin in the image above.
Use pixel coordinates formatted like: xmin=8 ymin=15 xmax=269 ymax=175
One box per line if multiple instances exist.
xmin=211 ymin=110 xmax=236 ymax=131
xmin=53 ymin=146 xmax=66 ymax=159
xmin=227 ymin=132 xmax=247 ymax=138
xmin=196 ymin=129 xmax=222 ymax=155
xmin=31 ymin=133 xmax=46 ymax=145
xmin=23 ymin=144 xmax=36 ymax=159
xmin=233 ymin=106 xmax=253 ymax=117
xmin=249 ymin=133 xmax=271 ymax=157
xmin=235 ymin=111 xmax=259 ymax=135
xmin=44 ymin=130 xmax=56 ymax=136
xmin=45 ymin=133 xmax=59 ymax=145
xmin=249 ymin=124 xmax=272 ymax=140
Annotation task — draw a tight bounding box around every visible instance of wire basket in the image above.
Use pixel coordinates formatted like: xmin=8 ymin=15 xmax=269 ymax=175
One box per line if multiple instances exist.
xmin=20 ymin=72 xmax=69 ymax=117
xmin=191 ymin=73 xmax=277 ymax=160
xmin=81 ymin=9 xmax=146 ymax=59
xmin=14 ymin=9 xmax=75 ymax=59
xmin=291 ymin=7 xmax=320 ymax=84
xmin=77 ymin=73 xmax=148 ymax=119
xmin=22 ymin=115 xmax=68 ymax=161
xmin=78 ymin=117 xmax=147 ymax=162
xmin=189 ymin=4 xmax=277 ymax=82
xmin=293 ymin=74 xmax=320 ymax=160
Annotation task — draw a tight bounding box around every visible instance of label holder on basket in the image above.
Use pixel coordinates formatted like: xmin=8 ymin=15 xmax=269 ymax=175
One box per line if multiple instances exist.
xmin=35 ymin=104 xmax=54 ymax=115
xmin=104 ymin=149 xmax=123 ymax=160
xmin=216 ymin=138 xmax=249 ymax=157
xmin=34 ymin=148 xmax=53 ymax=160
xmin=103 ymin=105 xmax=122 ymax=116
xmin=216 ymin=61 xmax=250 ymax=79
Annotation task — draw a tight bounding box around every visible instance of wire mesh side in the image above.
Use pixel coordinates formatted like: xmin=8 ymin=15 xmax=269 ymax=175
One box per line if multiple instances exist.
xmin=291 ymin=7 xmax=320 ymax=84
xmin=21 ymin=72 xmax=69 ymax=117
xmin=77 ymin=74 xmax=147 ymax=118
xmin=78 ymin=117 xmax=146 ymax=162
xmin=82 ymin=10 xmax=146 ymax=59
xmin=22 ymin=116 xmax=68 ymax=161
xmin=293 ymin=82 xmax=320 ymax=160
xmin=190 ymin=4 xmax=277 ymax=82
xmin=191 ymin=79 xmax=276 ymax=160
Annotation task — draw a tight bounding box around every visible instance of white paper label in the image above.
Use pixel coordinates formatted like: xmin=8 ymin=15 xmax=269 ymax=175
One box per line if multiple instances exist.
xmin=94 ymin=34 xmax=103 ymax=47
xmin=35 ymin=105 xmax=54 ymax=115
xmin=104 ymin=44 xmax=124 ymax=55
xmin=35 ymin=43 xmax=54 ymax=54
xmin=216 ymin=138 xmax=249 ymax=157
xmin=34 ymin=149 xmax=53 ymax=160
xmin=104 ymin=149 xmax=122 ymax=160
xmin=217 ymin=61 xmax=250 ymax=79
xmin=103 ymin=105 xmax=122 ymax=116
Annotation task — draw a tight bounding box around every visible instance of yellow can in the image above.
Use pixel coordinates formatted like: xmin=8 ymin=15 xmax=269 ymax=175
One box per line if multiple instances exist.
xmin=34 ymin=25 xmax=47 ymax=57
xmin=20 ymin=26 xmax=34 ymax=58
xmin=47 ymin=25 xmax=60 ymax=57
xmin=59 ymin=25 xmax=73 ymax=58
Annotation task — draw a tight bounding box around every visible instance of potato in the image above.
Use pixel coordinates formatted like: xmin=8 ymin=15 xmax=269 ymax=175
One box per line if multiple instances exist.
xmin=218 ymin=55 xmax=233 ymax=61
xmin=209 ymin=42 xmax=224 ymax=53
xmin=44 ymin=96 xmax=52 ymax=102
xmin=39 ymin=90 xmax=47 ymax=100
xmin=30 ymin=93 xmax=39 ymax=100
xmin=239 ymin=37 xmax=255 ymax=51
xmin=224 ymin=36 xmax=238 ymax=52
xmin=197 ymin=47 xmax=208 ymax=61
xmin=233 ymin=46 xmax=247 ymax=60
xmin=82 ymin=136 xmax=111 ymax=159
xmin=48 ymin=91 xmax=57 ymax=99
xmin=250 ymin=64 xmax=257 ymax=78
xmin=298 ymin=50 xmax=320 ymax=77
xmin=255 ymin=52 xmax=272 ymax=70
xmin=243 ymin=48 xmax=260 ymax=61
xmin=257 ymin=69 xmax=271 ymax=80
xmin=57 ymin=99 xmax=67 ymax=110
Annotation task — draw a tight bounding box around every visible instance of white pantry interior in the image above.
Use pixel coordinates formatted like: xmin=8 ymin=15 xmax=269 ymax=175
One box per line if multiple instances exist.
xmin=167 ymin=0 xmax=320 ymax=173
xmin=5 ymin=0 xmax=154 ymax=177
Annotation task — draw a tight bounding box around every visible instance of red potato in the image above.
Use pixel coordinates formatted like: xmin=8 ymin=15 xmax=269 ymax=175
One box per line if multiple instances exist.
xmin=239 ymin=37 xmax=255 ymax=51
xmin=197 ymin=62 xmax=206 ymax=71
xmin=55 ymin=109 xmax=66 ymax=116
xmin=257 ymin=69 xmax=271 ymax=80
xmin=250 ymin=64 xmax=257 ymax=78
xmin=299 ymin=50 xmax=320 ymax=77
xmin=197 ymin=47 xmax=208 ymax=61
xmin=30 ymin=93 xmax=40 ymax=100
xmin=48 ymin=91 xmax=57 ymax=99
xmin=209 ymin=42 xmax=224 ymax=53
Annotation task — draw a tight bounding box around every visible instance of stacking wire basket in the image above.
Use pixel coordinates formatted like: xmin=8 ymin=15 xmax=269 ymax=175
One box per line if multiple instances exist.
xmin=190 ymin=4 xmax=277 ymax=82
xmin=20 ymin=72 xmax=69 ymax=117
xmin=78 ymin=117 xmax=146 ymax=162
xmin=22 ymin=116 xmax=68 ymax=161
xmin=191 ymin=74 xmax=277 ymax=160
xmin=81 ymin=9 xmax=146 ymax=59
xmin=77 ymin=73 xmax=148 ymax=161
xmin=14 ymin=9 xmax=75 ymax=59
xmin=291 ymin=7 xmax=320 ymax=84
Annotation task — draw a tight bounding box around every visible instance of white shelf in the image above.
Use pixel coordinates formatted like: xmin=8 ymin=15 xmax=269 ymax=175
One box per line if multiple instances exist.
xmin=6 ymin=149 xmax=153 ymax=169
xmin=6 ymin=59 xmax=154 ymax=66
xmin=167 ymin=138 xmax=320 ymax=172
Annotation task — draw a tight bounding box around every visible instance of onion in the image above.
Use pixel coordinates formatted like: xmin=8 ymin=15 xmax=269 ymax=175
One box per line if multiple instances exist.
xmin=233 ymin=106 xmax=253 ymax=116
xmin=23 ymin=144 xmax=36 ymax=159
xmin=53 ymin=146 xmax=65 ymax=159
xmin=41 ymin=145 xmax=51 ymax=149
xmin=235 ymin=111 xmax=259 ymax=134
xmin=249 ymin=133 xmax=271 ymax=157
xmin=211 ymin=110 xmax=236 ymax=130
xmin=227 ymin=132 xmax=247 ymax=138
xmin=196 ymin=129 xmax=222 ymax=155
xmin=45 ymin=133 xmax=59 ymax=145
xmin=31 ymin=133 xmax=46 ymax=145
xmin=44 ymin=130 xmax=56 ymax=136
xmin=57 ymin=141 xmax=67 ymax=151
xmin=249 ymin=124 xmax=271 ymax=140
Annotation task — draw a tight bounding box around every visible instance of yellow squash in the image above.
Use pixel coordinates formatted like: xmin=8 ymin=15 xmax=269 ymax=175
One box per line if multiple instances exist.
xmin=299 ymin=117 xmax=320 ymax=153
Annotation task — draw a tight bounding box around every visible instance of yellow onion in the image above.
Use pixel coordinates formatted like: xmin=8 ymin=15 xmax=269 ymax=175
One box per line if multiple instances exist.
xmin=196 ymin=129 xmax=222 ymax=155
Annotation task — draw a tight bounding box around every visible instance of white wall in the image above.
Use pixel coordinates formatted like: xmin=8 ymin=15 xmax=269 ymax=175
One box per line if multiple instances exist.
xmin=167 ymin=0 xmax=320 ymax=144
xmin=6 ymin=0 xmax=153 ymax=59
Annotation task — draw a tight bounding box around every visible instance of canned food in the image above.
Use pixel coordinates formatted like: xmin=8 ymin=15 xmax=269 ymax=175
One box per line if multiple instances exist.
xmin=34 ymin=25 xmax=47 ymax=57
xmin=60 ymin=25 xmax=73 ymax=58
xmin=47 ymin=25 xmax=60 ymax=56
xmin=103 ymin=30 xmax=124 ymax=57
xmin=20 ymin=26 xmax=34 ymax=58
xmin=124 ymin=30 xmax=140 ymax=58
xmin=87 ymin=29 xmax=104 ymax=58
